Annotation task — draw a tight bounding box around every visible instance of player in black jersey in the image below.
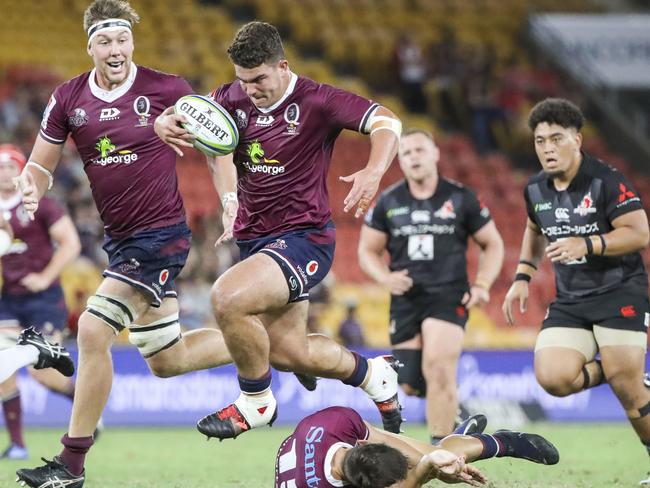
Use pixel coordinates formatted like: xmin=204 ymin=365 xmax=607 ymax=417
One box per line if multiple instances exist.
xmin=359 ymin=129 xmax=504 ymax=444
xmin=502 ymin=98 xmax=650 ymax=480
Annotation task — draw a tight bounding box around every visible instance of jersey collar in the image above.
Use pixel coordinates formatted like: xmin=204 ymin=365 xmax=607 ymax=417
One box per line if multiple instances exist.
xmin=88 ymin=62 xmax=138 ymax=103
xmin=324 ymin=442 xmax=352 ymax=487
xmin=256 ymin=72 xmax=298 ymax=114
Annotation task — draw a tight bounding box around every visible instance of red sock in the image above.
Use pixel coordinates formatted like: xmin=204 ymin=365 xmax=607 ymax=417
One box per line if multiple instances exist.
xmin=59 ymin=433 xmax=94 ymax=476
xmin=2 ymin=393 xmax=24 ymax=447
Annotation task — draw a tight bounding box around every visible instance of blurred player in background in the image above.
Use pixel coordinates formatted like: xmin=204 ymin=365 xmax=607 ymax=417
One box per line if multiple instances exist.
xmin=0 ymin=144 xmax=80 ymax=460
xmin=14 ymin=1 xmax=235 ymax=486
xmin=359 ymin=129 xmax=504 ymax=444
xmin=502 ymin=98 xmax=650 ymax=483
xmin=275 ymin=406 xmax=558 ymax=488
xmin=156 ymin=21 xmax=404 ymax=440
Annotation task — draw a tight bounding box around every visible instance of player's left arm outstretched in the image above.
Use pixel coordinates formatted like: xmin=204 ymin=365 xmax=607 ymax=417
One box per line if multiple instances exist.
xmin=340 ymin=106 xmax=401 ymax=218
xmin=365 ymin=422 xmax=486 ymax=487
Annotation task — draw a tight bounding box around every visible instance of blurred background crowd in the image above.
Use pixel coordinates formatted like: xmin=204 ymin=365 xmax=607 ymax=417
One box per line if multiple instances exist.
xmin=1 ymin=0 xmax=649 ymax=349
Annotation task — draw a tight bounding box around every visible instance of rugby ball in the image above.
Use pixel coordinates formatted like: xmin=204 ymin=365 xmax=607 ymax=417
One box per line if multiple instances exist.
xmin=174 ymin=95 xmax=239 ymax=157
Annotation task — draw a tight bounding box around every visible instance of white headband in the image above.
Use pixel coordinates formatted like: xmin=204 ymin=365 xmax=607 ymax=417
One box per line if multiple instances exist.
xmin=87 ymin=18 xmax=132 ymax=44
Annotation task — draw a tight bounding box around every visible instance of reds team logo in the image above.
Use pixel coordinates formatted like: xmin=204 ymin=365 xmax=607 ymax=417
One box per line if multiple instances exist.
xmin=159 ymin=269 xmax=169 ymax=285
xmin=306 ymin=260 xmax=319 ymax=276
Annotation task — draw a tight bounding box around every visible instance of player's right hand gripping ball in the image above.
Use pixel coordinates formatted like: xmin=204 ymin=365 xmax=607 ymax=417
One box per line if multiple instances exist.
xmin=174 ymin=95 xmax=239 ymax=157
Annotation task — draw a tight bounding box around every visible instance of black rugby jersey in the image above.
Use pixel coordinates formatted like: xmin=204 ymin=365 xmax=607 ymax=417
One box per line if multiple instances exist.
xmin=525 ymin=153 xmax=647 ymax=299
xmin=365 ymin=178 xmax=491 ymax=294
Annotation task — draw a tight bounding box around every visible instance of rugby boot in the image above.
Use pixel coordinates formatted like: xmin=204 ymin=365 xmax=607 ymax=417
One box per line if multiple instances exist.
xmin=294 ymin=372 xmax=318 ymax=392
xmin=492 ymin=430 xmax=559 ymax=465
xmin=17 ymin=327 xmax=74 ymax=377
xmin=16 ymin=456 xmax=84 ymax=487
xmin=453 ymin=414 xmax=488 ymax=436
xmin=363 ymin=355 xmax=403 ymax=434
xmin=197 ymin=392 xmax=278 ymax=441
xmin=1 ymin=444 xmax=28 ymax=460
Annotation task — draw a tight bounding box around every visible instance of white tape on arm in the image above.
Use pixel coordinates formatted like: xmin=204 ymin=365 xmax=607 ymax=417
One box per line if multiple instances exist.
xmin=221 ymin=192 xmax=237 ymax=206
xmin=368 ymin=115 xmax=402 ymax=138
xmin=25 ymin=161 xmax=54 ymax=190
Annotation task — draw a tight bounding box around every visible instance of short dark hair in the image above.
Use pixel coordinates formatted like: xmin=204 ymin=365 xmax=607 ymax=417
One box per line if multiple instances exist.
xmin=83 ymin=0 xmax=140 ymax=32
xmin=528 ymin=98 xmax=585 ymax=132
xmin=227 ymin=21 xmax=285 ymax=68
xmin=342 ymin=444 xmax=408 ymax=488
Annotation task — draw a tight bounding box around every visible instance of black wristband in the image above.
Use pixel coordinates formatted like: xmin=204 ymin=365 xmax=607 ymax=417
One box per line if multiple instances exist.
xmin=584 ymin=236 xmax=594 ymax=255
xmin=515 ymin=273 xmax=532 ymax=282
xmin=599 ymin=234 xmax=607 ymax=255
xmin=518 ymin=259 xmax=538 ymax=270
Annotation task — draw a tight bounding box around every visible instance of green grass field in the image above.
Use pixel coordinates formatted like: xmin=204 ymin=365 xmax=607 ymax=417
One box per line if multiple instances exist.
xmin=0 ymin=423 xmax=645 ymax=487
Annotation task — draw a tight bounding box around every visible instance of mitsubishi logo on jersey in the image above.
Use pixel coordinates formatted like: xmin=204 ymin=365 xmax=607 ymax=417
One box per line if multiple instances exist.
xmin=573 ymin=191 xmax=597 ymax=216
xmin=99 ymin=107 xmax=120 ymax=121
xmin=618 ymin=183 xmax=636 ymax=203
xmin=434 ymin=199 xmax=456 ymax=219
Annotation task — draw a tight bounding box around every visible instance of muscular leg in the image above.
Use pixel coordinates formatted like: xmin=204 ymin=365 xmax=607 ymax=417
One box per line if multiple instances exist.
xmin=140 ymin=298 xmax=232 ymax=378
xmin=0 ymin=373 xmax=25 ymax=450
xmin=421 ymin=318 xmax=464 ymax=438
xmin=266 ymin=302 xmax=356 ymax=378
xmin=534 ymin=327 xmax=601 ymax=397
xmin=29 ymin=368 xmax=75 ymax=398
xmin=599 ymin=344 xmax=650 ymax=449
xmin=392 ymin=335 xmax=425 ymax=398
xmin=68 ymin=278 xmax=148 ymax=438
xmin=210 ymin=253 xmax=289 ymax=379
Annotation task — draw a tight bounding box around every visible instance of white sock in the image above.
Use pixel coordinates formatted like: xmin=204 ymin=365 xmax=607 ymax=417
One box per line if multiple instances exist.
xmin=235 ymin=389 xmax=277 ymax=427
xmin=0 ymin=345 xmax=39 ymax=382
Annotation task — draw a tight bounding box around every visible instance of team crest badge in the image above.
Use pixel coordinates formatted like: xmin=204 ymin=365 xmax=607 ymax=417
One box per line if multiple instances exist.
xmin=434 ymin=199 xmax=456 ymax=219
xmin=69 ymin=108 xmax=88 ymax=128
xmin=573 ymin=191 xmax=597 ymax=216
xmin=133 ymin=96 xmax=151 ymax=127
xmin=235 ymin=109 xmax=248 ymax=129
xmin=284 ymin=103 xmax=300 ymax=135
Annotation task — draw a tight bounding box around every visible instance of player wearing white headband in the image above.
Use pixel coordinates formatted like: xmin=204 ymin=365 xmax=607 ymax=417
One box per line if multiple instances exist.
xmin=13 ymin=1 xmax=240 ymax=487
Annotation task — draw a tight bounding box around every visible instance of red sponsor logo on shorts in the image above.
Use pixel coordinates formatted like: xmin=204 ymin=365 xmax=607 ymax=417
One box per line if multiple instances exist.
xmin=159 ymin=269 xmax=169 ymax=285
xmin=306 ymin=260 xmax=318 ymax=276
xmin=456 ymin=306 xmax=466 ymax=317
xmin=620 ymin=305 xmax=636 ymax=318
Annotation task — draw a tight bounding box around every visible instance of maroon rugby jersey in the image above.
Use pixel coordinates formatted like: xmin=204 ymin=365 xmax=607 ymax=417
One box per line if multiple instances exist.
xmin=275 ymin=407 xmax=369 ymax=488
xmin=39 ymin=64 xmax=192 ymax=239
xmin=212 ymin=74 xmax=378 ymax=239
xmin=1 ymin=194 xmax=64 ymax=295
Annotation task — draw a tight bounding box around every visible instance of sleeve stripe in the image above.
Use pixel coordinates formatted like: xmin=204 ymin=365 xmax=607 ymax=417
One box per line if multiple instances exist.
xmin=358 ymin=103 xmax=379 ymax=134
xmin=39 ymin=130 xmax=66 ymax=144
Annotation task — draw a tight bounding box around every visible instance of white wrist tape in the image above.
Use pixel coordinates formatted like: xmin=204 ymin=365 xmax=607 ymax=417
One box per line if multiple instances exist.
xmin=26 ymin=161 xmax=54 ymax=190
xmin=368 ymin=115 xmax=402 ymax=138
xmin=221 ymin=192 xmax=238 ymax=206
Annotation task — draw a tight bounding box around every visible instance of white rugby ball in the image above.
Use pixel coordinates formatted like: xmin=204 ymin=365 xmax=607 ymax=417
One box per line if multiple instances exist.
xmin=174 ymin=95 xmax=239 ymax=157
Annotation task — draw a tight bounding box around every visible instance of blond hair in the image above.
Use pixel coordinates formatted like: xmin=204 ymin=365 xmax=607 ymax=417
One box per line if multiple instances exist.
xmin=83 ymin=0 xmax=140 ymax=32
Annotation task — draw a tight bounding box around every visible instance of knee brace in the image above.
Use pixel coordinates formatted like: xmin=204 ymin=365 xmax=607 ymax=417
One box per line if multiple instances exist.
xmin=627 ymin=400 xmax=650 ymax=420
xmin=86 ymin=294 xmax=139 ymax=334
xmin=128 ymin=314 xmax=181 ymax=358
xmin=393 ymin=349 xmax=426 ymax=397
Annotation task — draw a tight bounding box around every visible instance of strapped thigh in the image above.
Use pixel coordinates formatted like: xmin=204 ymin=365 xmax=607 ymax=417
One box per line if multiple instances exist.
xmin=535 ymin=327 xmax=598 ymax=362
xmin=86 ymin=294 xmax=139 ymax=334
xmin=593 ymin=325 xmax=647 ymax=350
